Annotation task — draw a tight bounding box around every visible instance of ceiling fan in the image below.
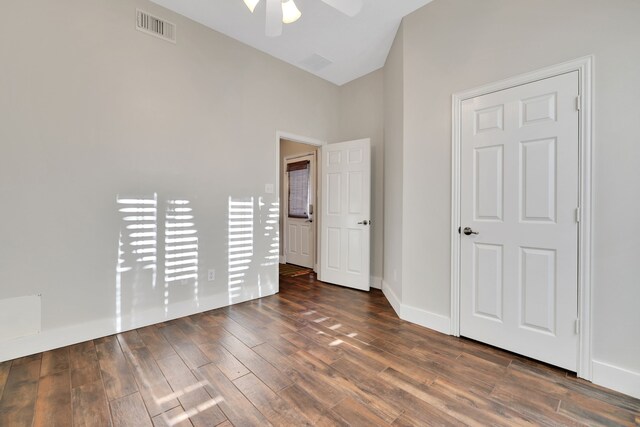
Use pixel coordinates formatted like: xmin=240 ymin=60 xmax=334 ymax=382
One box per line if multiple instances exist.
xmin=243 ymin=0 xmax=364 ymax=37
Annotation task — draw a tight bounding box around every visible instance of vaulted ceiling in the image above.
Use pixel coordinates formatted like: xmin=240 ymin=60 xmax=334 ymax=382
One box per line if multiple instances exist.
xmin=150 ymin=0 xmax=432 ymax=86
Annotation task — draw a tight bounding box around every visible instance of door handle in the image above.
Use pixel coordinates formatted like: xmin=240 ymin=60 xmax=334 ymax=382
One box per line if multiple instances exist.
xmin=463 ymin=227 xmax=479 ymax=236
xmin=357 ymin=220 xmax=369 ymax=225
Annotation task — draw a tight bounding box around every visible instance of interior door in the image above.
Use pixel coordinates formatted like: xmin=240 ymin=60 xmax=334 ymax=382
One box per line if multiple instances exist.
xmin=460 ymin=72 xmax=580 ymax=371
xmin=285 ymin=153 xmax=316 ymax=268
xmin=319 ymin=139 xmax=371 ymax=291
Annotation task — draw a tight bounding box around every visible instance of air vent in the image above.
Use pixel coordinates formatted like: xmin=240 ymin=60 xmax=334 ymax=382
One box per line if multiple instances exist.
xmin=299 ymin=54 xmax=333 ymax=72
xmin=136 ymin=9 xmax=176 ymax=43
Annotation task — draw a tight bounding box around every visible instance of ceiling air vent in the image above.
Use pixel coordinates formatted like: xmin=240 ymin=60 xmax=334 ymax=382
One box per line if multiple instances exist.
xmin=299 ymin=54 xmax=333 ymax=72
xmin=136 ymin=9 xmax=176 ymax=43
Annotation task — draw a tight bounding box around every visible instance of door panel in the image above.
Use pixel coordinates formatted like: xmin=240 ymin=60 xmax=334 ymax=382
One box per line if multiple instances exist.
xmin=475 ymin=105 xmax=504 ymax=133
xmin=300 ymin=224 xmax=311 ymax=257
xmin=460 ymin=72 xmax=579 ymax=371
xmin=520 ymin=138 xmax=556 ymax=222
xmin=320 ymin=139 xmax=371 ymax=291
xmin=327 ymin=174 xmax=341 ymax=214
xmin=347 ymin=229 xmax=363 ymax=274
xmin=327 ymin=228 xmax=341 ymax=270
xmin=348 ymin=172 xmax=363 ymax=214
xmin=521 ymin=92 xmax=556 ymax=125
xmin=287 ymin=224 xmax=297 ymax=254
xmin=474 ymin=145 xmax=503 ymax=221
xmin=520 ymin=247 xmax=556 ymax=334
xmin=473 ymin=243 xmax=503 ymax=321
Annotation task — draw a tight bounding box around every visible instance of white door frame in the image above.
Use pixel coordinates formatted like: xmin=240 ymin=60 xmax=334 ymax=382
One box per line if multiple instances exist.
xmin=450 ymin=56 xmax=594 ymax=380
xmin=276 ymin=131 xmax=325 ymax=271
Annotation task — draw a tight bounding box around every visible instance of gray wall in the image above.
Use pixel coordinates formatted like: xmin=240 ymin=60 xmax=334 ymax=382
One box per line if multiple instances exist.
xmin=337 ymin=69 xmax=385 ymax=284
xmin=0 ymin=0 xmax=339 ymax=360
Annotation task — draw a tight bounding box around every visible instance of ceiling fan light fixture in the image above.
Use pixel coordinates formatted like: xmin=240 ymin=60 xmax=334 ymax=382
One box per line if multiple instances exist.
xmin=244 ymin=0 xmax=260 ymax=13
xmin=281 ymin=0 xmax=301 ymax=24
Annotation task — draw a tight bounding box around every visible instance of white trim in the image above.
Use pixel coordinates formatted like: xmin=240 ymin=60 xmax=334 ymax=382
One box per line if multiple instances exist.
xmin=401 ymin=305 xmax=451 ymax=336
xmin=450 ymin=56 xmax=594 ymax=380
xmin=370 ymin=276 xmax=382 ymax=289
xmin=592 ymin=360 xmax=640 ymax=400
xmin=0 ymin=289 xmax=275 ymax=363
xmin=279 ymin=255 xmax=286 ymax=264
xmin=277 ymin=131 xmax=326 ymax=147
xmin=576 ymin=57 xmax=594 ymax=380
xmin=381 ymin=280 xmax=401 ymax=316
xmin=381 ymin=280 xmax=451 ymax=335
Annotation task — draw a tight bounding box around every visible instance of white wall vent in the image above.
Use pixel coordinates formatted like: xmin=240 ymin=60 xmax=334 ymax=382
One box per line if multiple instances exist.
xmin=136 ymin=9 xmax=176 ymax=43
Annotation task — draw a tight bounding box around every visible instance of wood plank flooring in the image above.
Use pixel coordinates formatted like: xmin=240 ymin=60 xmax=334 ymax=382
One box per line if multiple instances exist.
xmin=0 ymin=272 xmax=638 ymax=426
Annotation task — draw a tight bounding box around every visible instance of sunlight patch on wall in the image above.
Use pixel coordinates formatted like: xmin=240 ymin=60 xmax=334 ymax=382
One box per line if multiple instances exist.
xmin=165 ymin=199 xmax=199 ymax=313
xmin=116 ymin=194 xmax=158 ymax=331
xmin=228 ymin=197 xmax=254 ymax=305
xmin=116 ymin=194 xmax=200 ymax=327
xmin=262 ymin=199 xmax=280 ymax=266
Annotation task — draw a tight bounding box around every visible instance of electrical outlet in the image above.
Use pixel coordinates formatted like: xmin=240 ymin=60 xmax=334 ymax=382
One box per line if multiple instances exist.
xmin=208 ymin=269 xmax=215 ymax=281
xmin=265 ymin=183 xmax=274 ymax=194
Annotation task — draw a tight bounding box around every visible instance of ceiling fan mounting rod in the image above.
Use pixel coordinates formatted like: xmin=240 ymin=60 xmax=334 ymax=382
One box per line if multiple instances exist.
xmin=243 ymin=0 xmax=363 ymax=37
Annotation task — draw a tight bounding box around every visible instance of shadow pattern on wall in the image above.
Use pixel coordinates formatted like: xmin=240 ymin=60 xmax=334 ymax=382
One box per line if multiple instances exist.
xmin=116 ymin=194 xmax=200 ymax=331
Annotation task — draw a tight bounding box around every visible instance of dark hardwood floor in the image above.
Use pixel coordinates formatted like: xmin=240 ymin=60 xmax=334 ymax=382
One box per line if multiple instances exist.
xmin=0 ymin=272 xmax=638 ymax=426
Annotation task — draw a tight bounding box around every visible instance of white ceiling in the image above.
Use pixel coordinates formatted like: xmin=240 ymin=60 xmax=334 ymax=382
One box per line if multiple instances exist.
xmin=149 ymin=0 xmax=432 ymax=86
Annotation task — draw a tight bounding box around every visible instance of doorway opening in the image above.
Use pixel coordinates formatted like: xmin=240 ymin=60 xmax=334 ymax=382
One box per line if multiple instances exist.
xmin=276 ymin=132 xmax=372 ymax=292
xmin=279 ymin=137 xmax=320 ymax=275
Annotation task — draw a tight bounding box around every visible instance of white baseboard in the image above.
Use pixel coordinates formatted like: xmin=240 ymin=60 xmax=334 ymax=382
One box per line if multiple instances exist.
xmin=0 ymin=290 xmax=276 ymax=363
xmin=381 ymin=280 xmax=450 ymax=335
xmin=370 ymin=276 xmax=382 ymax=289
xmin=592 ymin=360 xmax=640 ymax=399
xmin=381 ymin=280 xmax=401 ymax=316
xmin=401 ymin=304 xmax=451 ymax=335
xmin=279 ymin=255 xmax=286 ymax=264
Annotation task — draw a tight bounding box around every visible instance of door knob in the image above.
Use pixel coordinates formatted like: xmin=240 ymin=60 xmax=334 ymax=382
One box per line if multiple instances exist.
xmin=463 ymin=227 xmax=479 ymax=236
xmin=357 ymin=220 xmax=369 ymax=225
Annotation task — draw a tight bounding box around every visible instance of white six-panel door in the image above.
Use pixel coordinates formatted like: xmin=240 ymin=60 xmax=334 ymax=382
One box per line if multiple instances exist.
xmin=285 ymin=153 xmax=316 ymax=268
xmin=320 ymin=139 xmax=371 ymax=291
xmin=460 ymin=72 xmax=580 ymax=371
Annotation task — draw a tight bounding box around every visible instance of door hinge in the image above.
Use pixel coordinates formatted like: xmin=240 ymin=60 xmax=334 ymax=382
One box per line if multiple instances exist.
xmin=575 ymin=207 xmax=581 ymax=223
xmin=575 ymin=319 xmax=580 ymax=334
xmin=576 ymin=95 xmax=581 ymax=111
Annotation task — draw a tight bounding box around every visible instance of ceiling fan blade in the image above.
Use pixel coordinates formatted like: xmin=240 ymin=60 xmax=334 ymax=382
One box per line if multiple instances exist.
xmin=243 ymin=0 xmax=261 ymax=13
xmin=265 ymin=0 xmax=283 ymax=37
xmin=320 ymin=0 xmax=363 ymax=17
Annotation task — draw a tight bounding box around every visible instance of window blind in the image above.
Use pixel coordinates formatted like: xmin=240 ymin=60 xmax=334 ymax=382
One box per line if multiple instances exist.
xmin=287 ymin=160 xmax=310 ymax=219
